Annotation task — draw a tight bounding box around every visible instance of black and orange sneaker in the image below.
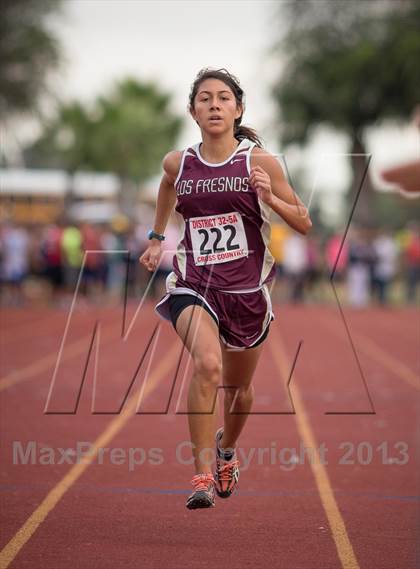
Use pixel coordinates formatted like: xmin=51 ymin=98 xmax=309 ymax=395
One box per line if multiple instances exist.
xmin=214 ymin=427 xmax=240 ymax=499
xmin=185 ymin=473 xmax=216 ymax=510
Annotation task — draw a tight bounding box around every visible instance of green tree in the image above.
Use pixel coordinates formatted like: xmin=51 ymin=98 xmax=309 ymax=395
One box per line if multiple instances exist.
xmin=25 ymin=102 xmax=96 ymax=208
xmin=25 ymin=78 xmax=183 ymax=213
xmin=91 ymin=78 xmax=182 ymax=180
xmin=271 ymin=0 xmax=420 ymax=225
xmin=26 ymin=102 xmax=94 ymax=170
xmin=91 ymin=78 xmax=183 ymax=212
xmin=0 ymin=0 xmax=62 ymax=120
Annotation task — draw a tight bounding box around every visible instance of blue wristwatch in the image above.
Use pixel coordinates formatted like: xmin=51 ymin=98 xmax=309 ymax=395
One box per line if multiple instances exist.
xmin=147 ymin=229 xmax=165 ymax=241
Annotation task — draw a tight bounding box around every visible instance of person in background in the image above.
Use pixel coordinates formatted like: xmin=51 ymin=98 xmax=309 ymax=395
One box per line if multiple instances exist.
xmin=326 ymin=232 xmax=348 ymax=281
xmin=268 ymin=222 xmax=288 ymax=303
xmin=305 ymin=233 xmax=322 ymax=302
xmin=371 ymin=230 xmax=398 ymax=305
xmin=41 ymin=221 xmax=64 ymax=303
xmin=126 ymin=226 xmax=142 ymax=298
xmin=0 ymin=223 xmax=30 ymax=306
xmin=403 ymin=221 xmax=420 ymax=304
xmin=100 ymin=224 xmax=124 ymax=298
xmin=282 ymin=232 xmax=308 ymax=303
xmin=80 ymin=222 xmax=103 ymax=299
xmin=61 ymin=222 xmax=83 ymax=295
xmin=324 ymin=232 xmax=349 ymax=303
xmin=346 ymin=228 xmax=375 ymax=308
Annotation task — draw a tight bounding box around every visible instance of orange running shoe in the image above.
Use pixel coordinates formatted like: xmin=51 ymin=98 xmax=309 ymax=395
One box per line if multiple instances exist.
xmin=214 ymin=427 xmax=240 ymax=499
xmin=185 ymin=473 xmax=216 ymax=509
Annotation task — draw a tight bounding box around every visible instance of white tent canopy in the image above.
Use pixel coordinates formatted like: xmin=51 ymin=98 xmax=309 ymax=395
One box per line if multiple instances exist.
xmin=0 ymin=168 xmax=119 ymax=198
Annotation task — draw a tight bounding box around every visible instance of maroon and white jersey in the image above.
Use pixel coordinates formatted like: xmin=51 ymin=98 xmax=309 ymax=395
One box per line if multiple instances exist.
xmin=171 ymin=137 xmax=276 ymax=291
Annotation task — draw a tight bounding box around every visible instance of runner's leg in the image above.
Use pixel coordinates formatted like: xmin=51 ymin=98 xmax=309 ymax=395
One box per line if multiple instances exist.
xmin=219 ymin=343 xmax=264 ymax=450
xmin=174 ymin=305 xmax=222 ymax=474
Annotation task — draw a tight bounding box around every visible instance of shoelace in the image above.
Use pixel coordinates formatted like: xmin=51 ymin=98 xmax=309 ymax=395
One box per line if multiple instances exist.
xmin=191 ymin=473 xmax=215 ymax=492
xmin=217 ymin=459 xmax=240 ymax=481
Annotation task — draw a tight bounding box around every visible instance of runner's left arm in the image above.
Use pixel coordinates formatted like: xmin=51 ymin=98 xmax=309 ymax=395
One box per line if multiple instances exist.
xmin=250 ymin=152 xmax=312 ymax=235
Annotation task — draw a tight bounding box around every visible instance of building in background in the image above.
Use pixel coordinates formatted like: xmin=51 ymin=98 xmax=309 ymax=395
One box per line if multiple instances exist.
xmin=0 ymin=169 xmax=120 ymax=225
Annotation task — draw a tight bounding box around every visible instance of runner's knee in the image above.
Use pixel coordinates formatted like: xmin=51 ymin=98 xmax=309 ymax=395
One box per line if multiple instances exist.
xmin=193 ymin=352 xmax=222 ymax=386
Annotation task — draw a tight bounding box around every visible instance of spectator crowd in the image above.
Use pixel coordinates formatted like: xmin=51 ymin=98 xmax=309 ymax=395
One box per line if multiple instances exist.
xmin=0 ymin=219 xmax=418 ymax=308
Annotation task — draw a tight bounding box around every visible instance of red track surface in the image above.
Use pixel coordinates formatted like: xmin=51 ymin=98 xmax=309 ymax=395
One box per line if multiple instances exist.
xmin=0 ymin=301 xmax=419 ymax=568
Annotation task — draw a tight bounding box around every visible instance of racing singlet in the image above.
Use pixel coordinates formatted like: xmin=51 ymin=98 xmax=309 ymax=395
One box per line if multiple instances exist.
xmin=171 ymin=137 xmax=276 ymax=291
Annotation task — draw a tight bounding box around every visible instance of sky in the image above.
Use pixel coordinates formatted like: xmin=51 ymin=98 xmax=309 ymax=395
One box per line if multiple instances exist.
xmin=45 ymin=0 xmax=419 ymax=223
xmin=53 ymin=0 xmax=281 ymax=147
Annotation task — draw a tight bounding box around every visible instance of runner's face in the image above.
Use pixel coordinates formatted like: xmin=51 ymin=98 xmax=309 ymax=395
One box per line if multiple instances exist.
xmin=191 ymin=79 xmax=242 ymax=134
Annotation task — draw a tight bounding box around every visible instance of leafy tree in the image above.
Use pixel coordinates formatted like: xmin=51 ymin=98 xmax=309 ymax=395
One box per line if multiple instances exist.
xmin=25 ymin=102 xmax=96 ymax=209
xmin=271 ymin=0 xmax=420 ymax=225
xmin=25 ymin=78 xmax=183 ymax=212
xmin=26 ymin=102 xmax=94 ymax=171
xmin=0 ymin=0 xmax=62 ymax=120
xmin=91 ymin=78 xmax=182 ymax=182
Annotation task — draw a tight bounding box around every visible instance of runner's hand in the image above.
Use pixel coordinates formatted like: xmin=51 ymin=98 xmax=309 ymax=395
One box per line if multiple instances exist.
xmin=139 ymin=243 xmax=162 ymax=271
xmin=249 ymin=166 xmax=274 ymax=205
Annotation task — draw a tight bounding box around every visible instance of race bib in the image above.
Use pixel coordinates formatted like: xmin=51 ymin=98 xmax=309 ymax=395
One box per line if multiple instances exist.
xmin=189 ymin=212 xmax=249 ymax=266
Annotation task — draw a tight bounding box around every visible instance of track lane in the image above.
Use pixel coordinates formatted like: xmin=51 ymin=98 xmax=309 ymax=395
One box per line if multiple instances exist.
xmin=1 ymin=304 xmax=418 ymax=568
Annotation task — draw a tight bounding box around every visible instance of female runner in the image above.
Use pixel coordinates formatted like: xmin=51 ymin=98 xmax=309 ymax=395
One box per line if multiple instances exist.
xmin=139 ymin=68 xmax=312 ymax=510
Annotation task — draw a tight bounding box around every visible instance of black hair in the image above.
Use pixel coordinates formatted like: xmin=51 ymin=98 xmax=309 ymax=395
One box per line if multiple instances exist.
xmin=188 ymin=67 xmax=263 ymax=147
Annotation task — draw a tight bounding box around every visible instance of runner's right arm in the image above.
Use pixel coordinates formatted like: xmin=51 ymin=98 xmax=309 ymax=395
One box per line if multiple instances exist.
xmin=139 ymin=151 xmax=181 ymax=271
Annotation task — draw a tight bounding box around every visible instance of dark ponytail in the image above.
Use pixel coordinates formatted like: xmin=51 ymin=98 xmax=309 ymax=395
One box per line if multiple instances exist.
xmin=188 ymin=67 xmax=264 ymax=148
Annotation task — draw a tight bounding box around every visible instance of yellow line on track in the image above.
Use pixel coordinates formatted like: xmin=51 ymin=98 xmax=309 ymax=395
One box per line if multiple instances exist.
xmin=0 ymin=327 xmax=118 ymax=391
xmin=321 ymin=318 xmax=419 ymax=391
xmin=0 ymin=341 xmax=179 ymax=569
xmin=268 ymin=325 xmax=360 ymax=569
xmin=353 ymin=332 xmax=419 ymax=390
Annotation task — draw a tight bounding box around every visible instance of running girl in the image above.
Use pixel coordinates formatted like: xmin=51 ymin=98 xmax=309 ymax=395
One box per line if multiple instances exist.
xmin=140 ymin=68 xmax=312 ymax=509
